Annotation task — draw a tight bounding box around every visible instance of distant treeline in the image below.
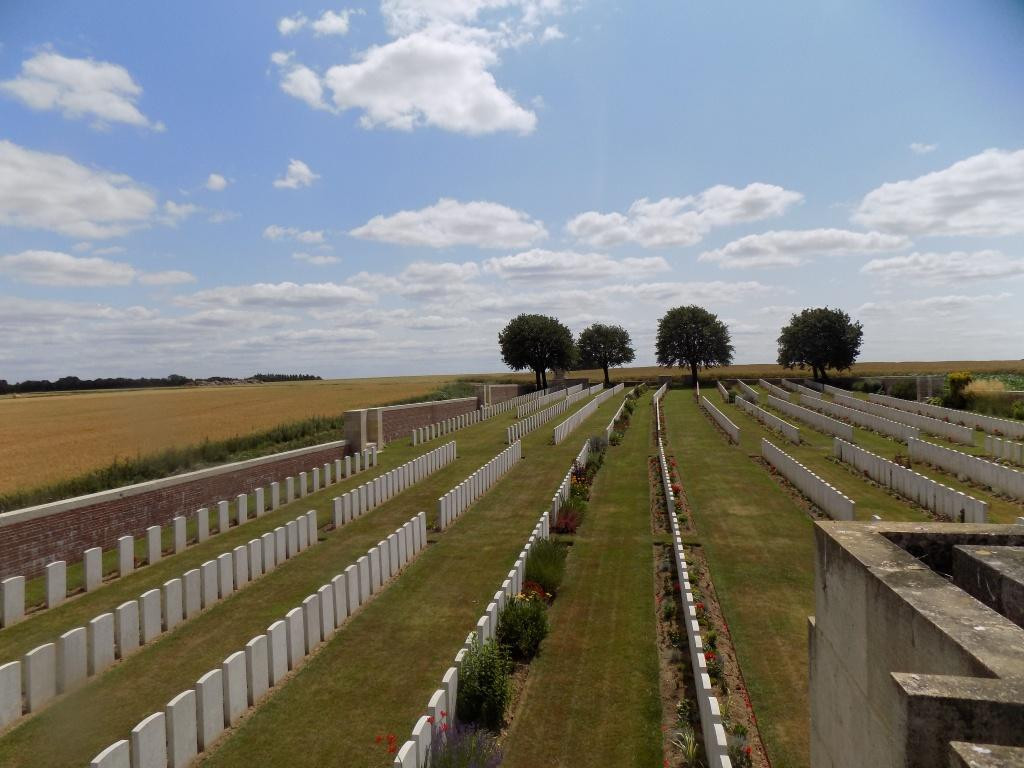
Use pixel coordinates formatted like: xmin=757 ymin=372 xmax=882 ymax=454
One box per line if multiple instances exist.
xmin=0 ymin=373 xmax=321 ymax=395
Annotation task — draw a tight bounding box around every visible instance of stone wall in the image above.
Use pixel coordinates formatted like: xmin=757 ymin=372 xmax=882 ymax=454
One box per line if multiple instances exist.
xmin=0 ymin=440 xmax=347 ymax=580
xmin=365 ymin=397 xmax=479 ymax=446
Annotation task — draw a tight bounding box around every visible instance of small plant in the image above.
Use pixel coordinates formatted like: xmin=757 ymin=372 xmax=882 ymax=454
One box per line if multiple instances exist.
xmin=1012 ymin=400 xmax=1024 ymax=421
xmin=609 ymin=431 xmax=623 ymax=446
xmin=426 ymin=721 xmax=503 ymax=768
xmin=675 ymin=699 xmax=692 ymax=726
xmin=672 ymin=726 xmax=702 ymax=767
xmin=553 ymin=507 xmax=581 ymax=534
xmin=457 ymin=638 xmax=512 ymax=731
xmin=521 ymin=579 xmax=547 ymax=600
xmin=524 ymin=538 xmax=567 ymax=595
xmin=729 ymin=741 xmax=753 ymax=768
xmin=705 ymin=628 xmax=717 ymax=650
xmin=705 ymin=650 xmax=724 ymax=682
xmin=662 ymin=601 xmax=677 ymax=621
xmin=496 ymin=593 xmax=549 ymax=661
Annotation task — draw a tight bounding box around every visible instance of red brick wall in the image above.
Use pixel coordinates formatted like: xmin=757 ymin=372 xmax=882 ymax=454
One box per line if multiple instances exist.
xmin=0 ymin=443 xmax=344 ymax=580
xmin=488 ymin=384 xmax=531 ymax=405
xmin=378 ymin=398 xmax=479 ymax=444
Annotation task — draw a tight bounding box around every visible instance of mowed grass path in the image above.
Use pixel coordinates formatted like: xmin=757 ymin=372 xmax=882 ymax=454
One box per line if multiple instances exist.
xmin=0 ymin=396 xmax=605 ymax=767
xmin=502 ymin=397 xmax=662 ymax=768
xmin=664 ymin=390 xmax=814 ymax=768
xmin=202 ymin=396 xmax=626 ymax=768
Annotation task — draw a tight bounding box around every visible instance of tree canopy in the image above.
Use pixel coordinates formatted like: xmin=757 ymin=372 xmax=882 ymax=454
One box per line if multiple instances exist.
xmin=498 ymin=313 xmax=576 ymax=389
xmin=777 ymin=307 xmax=863 ymax=381
xmin=577 ymin=323 xmax=636 ymax=385
xmin=655 ymin=305 xmax=734 ymax=386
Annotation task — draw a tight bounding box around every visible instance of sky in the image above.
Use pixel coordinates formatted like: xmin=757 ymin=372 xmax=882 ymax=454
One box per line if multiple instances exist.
xmin=1 ymin=0 xmax=1023 ymax=381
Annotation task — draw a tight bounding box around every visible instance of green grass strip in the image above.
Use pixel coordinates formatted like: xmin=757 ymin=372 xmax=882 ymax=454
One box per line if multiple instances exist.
xmin=502 ymin=397 xmax=662 ymax=768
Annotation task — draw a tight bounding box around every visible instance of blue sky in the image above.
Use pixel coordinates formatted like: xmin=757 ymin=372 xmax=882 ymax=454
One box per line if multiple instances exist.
xmin=1 ymin=0 xmax=1023 ymax=380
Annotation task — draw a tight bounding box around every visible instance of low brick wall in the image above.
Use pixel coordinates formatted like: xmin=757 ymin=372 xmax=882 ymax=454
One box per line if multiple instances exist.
xmin=368 ymin=397 xmax=479 ymax=445
xmin=0 ymin=440 xmax=346 ymax=580
xmin=487 ymin=384 xmax=530 ymax=405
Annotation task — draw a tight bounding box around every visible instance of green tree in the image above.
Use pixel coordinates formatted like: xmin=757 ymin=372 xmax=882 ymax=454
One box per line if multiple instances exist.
xmin=577 ymin=323 xmax=636 ymax=385
xmin=498 ymin=313 xmax=576 ymax=389
xmin=655 ymin=306 xmax=734 ymax=386
xmin=777 ymin=307 xmax=863 ymax=382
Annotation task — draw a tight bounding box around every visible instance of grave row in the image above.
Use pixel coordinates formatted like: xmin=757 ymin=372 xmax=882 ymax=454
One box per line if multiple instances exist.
xmin=548 ymin=437 xmax=596 ymax=528
xmin=89 ymin=512 xmax=429 ymax=768
xmin=437 ymin=441 xmax=522 ymax=530
xmin=393 ymin=439 xmax=591 ymax=767
xmin=781 ymin=379 xmax=823 ymax=400
xmin=734 ymin=380 xmax=759 ymax=403
xmin=514 ymin=383 xmax=584 ymax=419
xmin=868 ymin=391 xmax=1024 ymax=441
xmin=985 ymin=435 xmax=1024 ymax=466
xmin=765 ymin=394 xmax=854 ymax=441
xmin=0 ymin=445 xmax=378 ymax=631
xmin=832 ymin=392 xmax=974 ymax=444
xmin=411 ymin=411 xmax=480 ymax=446
xmin=552 ymin=384 xmax=623 ymax=444
xmin=604 ymin=386 xmax=636 ymax=442
xmin=480 ymin=388 xmax=549 ymax=420
xmin=700 ymin=396 xmax=741 ymax=444
xmin=907 ymin=437 xmax=1024 ymax=503
xmin=655 ymin=415 xmax=732 ymax=768
xmin=735 ymin=396 xmax=801 ymax=444
xmin=800 ymin=394 xmax=920 ymax=443
xmin=762 ymin=439 xmax=856 ymax=521
xmin=716 ymin=380 xmax=730 ymax=402
xmin=757 ymin=379 xmax=791 ymax=401
xmin=834 ymin=438 xmax=988 ymax=523
xmin=1 ymin=509 xmax=318 ymax=734
xmin=506 ymin=386 xmax=594 ymax=445
xmin=653 ymin=383 xmax=667 ymax=404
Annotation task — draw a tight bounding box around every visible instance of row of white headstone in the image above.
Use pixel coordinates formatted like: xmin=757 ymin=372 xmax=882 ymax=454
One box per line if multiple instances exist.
xmin=762 ymin=438 xmax=856 ymax=521
xmin=734 ymin=380 xmax=759 ymax=402
xmin=832 ymin=392 xmax=974 ymax=444
xmin=735 ymin=396 xmax=801 ymax=444
xmin=868 ymin=391 xmax=1024 ymax=441
xmin=548 ymin=439 xmax=593 ymax=529
xmin=654 ymin=392 xmax=732 ymax=767
xmin=757 ymin=379 xmax=791 ymax=401
xmin=700 ymin=396 xmax=741 ymax=444
xmin=834 ymin=438 xmax=988 ymax=523
xmin=2 ymin=509 xmax=319 ymax=735
xmin=552 ymin=384 xmax=622 ymax=444
xmin=0 ymin=445 xmax=378 ymax=632
xmin=480 ymin=388 xmax=549 ymax=420
xmin=985 ymin=435 xmax=1024 ymax=466
xmin=89 ymin=512 xmax=429 ymax=768
xmin=907 ymin=437 xmax=1024 ymax=504
xmin=781 ymin=379 xmax=823 ymax=400
xmin=800 ymin=393 xmax=920 ymax=443
xmin=716 ymin=380 xmax=731 ymax=402
xmin=506 ymin=386 xmax=593 ymax=445
xmin=514 ymin=383 xmax=584 ymax=418
xmin=393 ymin=442 xmax=588 ymax=767
xmin=411 ymin=411 xmax=480 ymax=446
xmin=437 ymin=442 xmax=522 ymax=530
xmin=604 ymin=387 xmax=636 ymax=442
xmin=764 ymin=394 xmax=854 ymax=441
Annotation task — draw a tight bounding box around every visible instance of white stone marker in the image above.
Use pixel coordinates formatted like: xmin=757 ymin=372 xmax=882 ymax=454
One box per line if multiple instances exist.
xmin=412 ymin=716 xmax=431 ymax=766
xmin=318 ymin=584 xmax=335 ymax=638
xmin=46 ymin=560 xmax=67 ymax=608
xmin=286 ymin=476 xmax=295 ymax=504
xmin=200 ymin=561 xmax=219 ymax=609
xmin=378 ymin=541 xmax=390 ymax=584
xmin=344 ymin=565 xmax=360 ymax=611
xmin=1 ymin=576 xmax=26 ymax=627
xmin=345 ymin=455 xmax=352 ymax=478
xmin=0 ymin=661 xmax=21 ymax=729
xmin=285 ymin=608 xmax=305 ymax=670
xmin=388 ymin=535 xmax=399 ymax=577
xmin=84 ymin=547 xmax=103 ymax=592
xmin=312 ymin=467 xmax=320 ymax=493
xmin=183 ymin=569 xmax=201 ymax=619
xmin=271 ymin=482 xmax=280 ymax=510
xmin=275 ymin=527 xmax=286 ymax=564
xmin=369 ymin=548 xmax=382 ymax=592
xmin=173 ymin=516 xmax=187 ymax=554
xmin=237 ymin=493 xmax=248 ymax=525
xmin=165 ymin=689 xmax=198 ymax=768
xmin=266 ymin=621 xmax=288 ymax=685
xmin=222 ymin=650 xmax=247 ymax=726
xmin=245 ymin=635 xmax=269 ymax=705
xmin=334 ymin=459 xmax=342 ymax=483
xmin=233 ymin=545 xmax=249 ymax=589
xmin=88 ymin=613 xmax=116 ymax=675
xmin=297 ymin=517 xmax=309 ymax=551
xmin=307 ymin=509 xmax=318 ymax=544
xmin=441 ymin=667 xmax=458 ymax=723
xmin=395 ymin=741 xmax=416 ymax=768
xmin=331 ymin=574 xmax=348 ymax=624
xmin=218 ymin=500 xmax=230 ymax=533
xmin=357 ymin=556 xmax=371 ymax=603
xmin=286 ymin=520 xmax=299 ymax=558
xmin=196 ymin=507 xmax=209 ymax=543
xmin=428 ymin=689 xmax=447 ymax=736
xmin=139 ymin=589 xmax=162 ymax=644
xmin=115 ymin=601 xmax=140 ymax=659
xmin=195 ymin=669 xmax=224 ymax=751
xmin=332 ymin=497 xmax=343 ymax=527
xmin=397 ymin=527 xmax=408 ymax=566
xmin=299 ymin=472 xmax=308 ymax=498
xmin=255 ymin=487 xmax=265 ymax=517
xmin=262 ymin=532 xmax=276 ymax=573
xmin=247 ymin=539 xmax=262 ymax=580
xmin=23 ymin=643 xmax=56 ymax=712
xmin=146 ymin=526 xmax=162 ymax=565
xmin=163 ymin=578 xmax=184 ymax=631
xmin=89 ymin=740 xmax=129 ymax=768
xmin=56 ymin=629 xmax=88 ymax=697
xmin=302 ymin=594 xmax=322 ymax=652
xmin=130 ymin=712 xmax=167 ymax=768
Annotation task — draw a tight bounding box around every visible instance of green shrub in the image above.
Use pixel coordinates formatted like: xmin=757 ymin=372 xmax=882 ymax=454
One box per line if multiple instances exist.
xmin=456 ymin=639 xmax=512 ymax=731
xmin=496 ymin=594 xmax=549 ymax=660
xmin=524 ymin=538 xmax=567 ymax=595
xmin=943 ymin=371 xmax=973 ymax=408
xmin=1012 ymin=400 xmax=1024 ymax=421
xmin=609 ymin=431 xmax=623 ymax=446
xmin=888 ymin=379 xmax=918 ymax=400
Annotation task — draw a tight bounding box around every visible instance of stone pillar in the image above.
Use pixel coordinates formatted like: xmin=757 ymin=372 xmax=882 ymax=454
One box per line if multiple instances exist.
xmin=344 ymin=408 xmax=368 ymax=453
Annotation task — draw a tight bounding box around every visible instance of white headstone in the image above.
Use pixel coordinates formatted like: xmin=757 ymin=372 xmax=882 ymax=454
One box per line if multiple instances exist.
xmin=245 ymin=635 xmax=269 ymax=705
xmin=262 ymin=532 xmax=276 ymax=573
xmin=23 ymin=643 xmax=56 ymax=712
xmin=331 ymin=574 xmax=348 ymax=625
xmin=317 ymin=584 xmax=336 ymax=638
xmin=115 ymin=601 xmax=140 ymax=658
xmin=146 ymin=526 xmax=162 ymax=565
xmin=344 ymin=565 xmax=360 ymax=610
xmin=194 ymin=669 xmax=224 ymax=751
xmin=130 ymin=712 xmax=167 ymax=768
xmin=218 ymin=500 xmax=230 ymax=534
xmin=302 ymin=594 xmax=322 ymax=652
xmin=165 ymin=689 xmax=198 ymax=768
xmin=46 ymin=560 xmax=67 ymax=608
xmin=173 ymin=516 xmax=187 ymax=554
xmin=84 ymin=547 xmax=103 ymax=592
xmin=221 ymin=650 xmax=247 ymax=726
xmin=232 ymin=545 xmax=249 ymax=589
xmin=266 ymin=621 xmax=287 ymax=685
xmin=88 ymin=613 xmax=116 ymax=675
xmin=162 ymin=578 xmax=184 ymax=631
xmin=0 ymin=661 xmax=21 ymax=729
xmin=57 ymin=627 xmax=87 ymax=693
xmin=139 ymin=589 xmax=162 ymax=644
xmin=200 ymin=561 xmax=219 ymax=609
xmin=89 ymin=740 xmax=129 ymax=768
xmin=285 ymin=608 xmax=304 ymax=670
xmin=183 ymin=569 xmax=201 ymax=619
xmin=1 ymin=576 xmax=25 ymax=627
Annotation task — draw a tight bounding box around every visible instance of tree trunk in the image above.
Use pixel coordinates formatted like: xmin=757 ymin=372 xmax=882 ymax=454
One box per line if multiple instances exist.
xmin=542 ymin=369 xmax=548 ymax=388
xmin=689 ymin=361 xmax=699 ymax=388
xmin=811 ymin=365 xmax=820 ymax=382
xmin=603 ymin=364 xmax=610 ymax=386
xmin=821 ymin=367 xmax=831 ymax=383
xmin=534 ymin=368 xmax=542 ymax=390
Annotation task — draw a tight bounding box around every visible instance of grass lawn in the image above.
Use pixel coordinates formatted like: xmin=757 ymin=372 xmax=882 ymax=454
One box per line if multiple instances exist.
xmin=664 ymin=390 xmax=814 ymax=768
xmin=200 ymin=395 xmax=625 ymax=768
xmin=501 ymin=397 xmax=662 ymax=768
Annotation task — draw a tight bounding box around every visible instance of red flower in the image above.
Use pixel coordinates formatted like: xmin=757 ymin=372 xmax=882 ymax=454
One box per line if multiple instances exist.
xmin=427 ymin=716 xmax=435 ymax=725
xmin=744 ymin=746 xmax=752 ymax=755
xmin=441 ymin=723 xmax=449 ymax=733
xmin=440 ymin=710 xmax=447 ymax=718
xmin=387 ymin=744 xmax=397 ymax=754
xmin=375 ymin=735 xmax=383 ymax=744
xmin=705 ymin=651 xmax=716 ymax=662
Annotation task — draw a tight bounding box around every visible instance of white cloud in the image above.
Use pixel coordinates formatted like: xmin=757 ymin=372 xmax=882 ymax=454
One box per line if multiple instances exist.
xmin=910 ymin=142 xmax=937 ymax=155
xmin=178 ymin=282 xmax=375 ymax=308
xmin=484 ymin=249 xmax=669 ymax=280
xmin=379 ymin=0 xmax=566 ymax=38
xmin=321 ymin=31 xmax=537 ymax=134
xmin=161 ymin=200 xmax=200 ymax=224
xmin=858 ymin=293 xmax=1010 ymax=318
xmin=92 ymin=245 xmax=127 ymax=256
xmin=0 ymin=50 xmax=162 ymax=130
xmin=567 ymin=184 xmax=803 ymax=248
xmin=138 ymin=270 xmax=196 ymax=285
xmin=272 ymin=52 xmax=330 ymax=111
xmin=292 ymin=251 xmax=339 ymax=265
xmin=0 ymin=139 xmax=156 ymax=239
xmin=698 ymin=228 xmax=910 ymax=269
xmin=351 ymin=198 xmax=547 ymax=248
xmin=278 ymin=14 xmax=308 ymax=35
xmin=853 ymin=147 xmax=1024 ymax=236
xmin=273 ymin=158 xmax=319 ymax=189
xmin=208 ymin=210 xmax=240 ymax=224
xmin=0 ymin=249 xmax=136 ymax=286
xmin=860 ymin=250 xmax=1024 ymax=284
xmin=263 ymin=225 xmax=325 ymax=243
xmin=540 ymin=25 xmax=564 ymax=42
xmin=205 ymin=173 xmax=228 ymax=191
xmin=312 ymin=10 xmax=357 ymax=36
